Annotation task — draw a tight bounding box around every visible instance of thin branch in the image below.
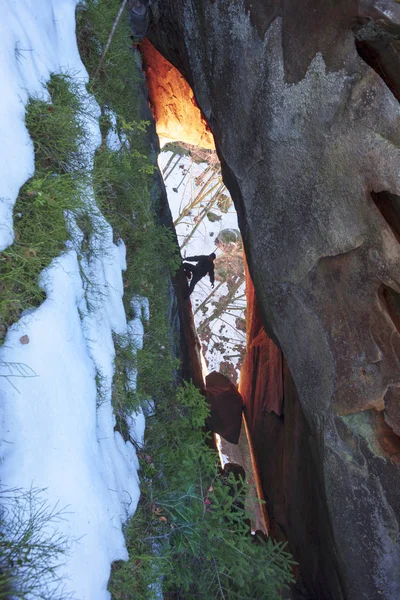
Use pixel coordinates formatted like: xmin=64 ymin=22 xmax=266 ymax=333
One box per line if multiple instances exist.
xmin=198 ymin=275 xmax=245 ymax=333
xmin=164 ymin=154 xmax=181 ymax=181
xmin=194 ymin=280 xmax=225 ymax=315
xmin=181 ymin=182 xmax=224 ymax=248
xmin=174 ymin=169 xmax=219 ymax=226
xmin=93 ymin=0 xmax=128 ymax=80
xmin=162 ymin=151 xmax=177 ymax=175
xmin=212 ymin=555 xmax=226 ymax=600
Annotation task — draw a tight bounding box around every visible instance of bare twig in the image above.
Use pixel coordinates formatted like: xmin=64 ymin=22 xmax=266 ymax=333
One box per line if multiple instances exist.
xmin=181 ymin=182 xmax=224 ymax=248
xmin=93 ymin=0 xmax=128 ymax=80
xmin=162 ymin=151 xmax=178 ymax=175
xmin=198 ymin=275 xmax=245 ymax=333
xmin=164 ymin=154 xmax=181 ymax=181
xmin=174 ymin=169 xmax=220 ymax=226
xmin=212 ymin=555 xmax=226 ymax=600
xmin=0 ymin=360 xmax=37 ymax=394
xmin=194 ymin=280 xmax=225 ymax=315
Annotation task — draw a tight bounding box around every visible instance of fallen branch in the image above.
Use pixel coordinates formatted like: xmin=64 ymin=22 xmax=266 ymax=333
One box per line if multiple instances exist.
xmin=198 ymin=275 xmax=245 ymax=333
xmin=194 ymin=280 xmax=225 ymax=315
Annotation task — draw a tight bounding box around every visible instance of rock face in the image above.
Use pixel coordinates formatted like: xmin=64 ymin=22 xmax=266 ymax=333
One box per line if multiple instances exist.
xmin=141 ymin=39 xmax=214 ymax=148
xmin=147 ymin=1 xmax=400 ymax=598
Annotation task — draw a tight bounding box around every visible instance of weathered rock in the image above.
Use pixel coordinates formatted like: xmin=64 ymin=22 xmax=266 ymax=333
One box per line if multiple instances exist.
xmin=205 ymin=370 xmax=243 ymax=444
xmin=128 ymin=0 xmax=150 ymax=39
xmin=147 ymin=1 xmax=400 ymax=598
xmin=140 ymin=39 xmax=214 ymax=148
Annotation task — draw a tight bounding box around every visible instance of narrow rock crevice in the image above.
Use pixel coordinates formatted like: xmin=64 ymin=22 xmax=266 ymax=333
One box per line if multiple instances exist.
xmin=378 ymin=284 xmax=400 ymax=337
xmin=371 ymin=190 xmax=400 ymax=244
xmin=354 ymin=18 xmax=400 ymax=102
xmin=147 ymin=2 xmax=400 ymax=596
xmin=240 ymin=269 xmax=345 ymax=600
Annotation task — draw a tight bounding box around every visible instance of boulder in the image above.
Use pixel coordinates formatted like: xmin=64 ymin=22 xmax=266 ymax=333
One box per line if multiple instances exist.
xmin=148 ymin=1 xmax=400 ymax=598
xmin=205 ymin=370 xmax=243 ymax=444
xmin=128 ymin=0 xmax=149 ymax=39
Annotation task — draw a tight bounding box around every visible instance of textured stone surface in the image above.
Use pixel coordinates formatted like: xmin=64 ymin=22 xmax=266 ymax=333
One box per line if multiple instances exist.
xmin=141 ymin=39 xmax=214 ymax=148
xmin=147 ymin=1 xmax=400 ymax=598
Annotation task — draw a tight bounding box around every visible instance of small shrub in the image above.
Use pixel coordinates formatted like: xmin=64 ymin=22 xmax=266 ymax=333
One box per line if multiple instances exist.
xmin=111 ymin=332 xmax=141 ymax=437
xmin=0 ymin=486 xmax=73 ymax=600
xmin=109 ymin=382 xmax=295 ymax=600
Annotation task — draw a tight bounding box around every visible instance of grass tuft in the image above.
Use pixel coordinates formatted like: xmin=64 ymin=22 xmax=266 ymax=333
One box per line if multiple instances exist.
xmin=0 ymin=74 xmax=88 ymax=342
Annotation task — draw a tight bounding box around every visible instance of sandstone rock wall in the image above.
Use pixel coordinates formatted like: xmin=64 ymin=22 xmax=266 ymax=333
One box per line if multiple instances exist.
xmin=147 ymin=1 xmax=400 ymax=598
xmin=141 ymin=39 xmax=214 ymax=148
xmin=240 ymin=268 xmax=344 ymax=598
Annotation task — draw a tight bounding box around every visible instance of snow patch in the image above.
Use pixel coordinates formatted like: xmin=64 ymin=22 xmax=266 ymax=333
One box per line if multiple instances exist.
xmin=0 ymin=1 xmax=144 ymax=598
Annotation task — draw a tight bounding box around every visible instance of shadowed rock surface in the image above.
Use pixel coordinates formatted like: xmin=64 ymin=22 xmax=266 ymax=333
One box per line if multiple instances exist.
xmin=146 ymin=1 xmax=400 ymax=598
xmin=141 ymin=38 xmax=215 ymax=148
xmin=205 ymin=370 xmax=243 ymax=444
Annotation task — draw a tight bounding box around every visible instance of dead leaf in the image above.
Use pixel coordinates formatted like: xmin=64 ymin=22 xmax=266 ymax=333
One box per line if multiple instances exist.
xmin=25 ymin=248 xmax=37 ymax=258
xmin=19 ymin=335 xmax=29 ymax=345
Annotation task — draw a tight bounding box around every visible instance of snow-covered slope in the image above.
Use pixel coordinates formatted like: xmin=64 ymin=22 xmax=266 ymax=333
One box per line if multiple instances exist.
xmin=0 ymin=2 xmax=143 ymax=598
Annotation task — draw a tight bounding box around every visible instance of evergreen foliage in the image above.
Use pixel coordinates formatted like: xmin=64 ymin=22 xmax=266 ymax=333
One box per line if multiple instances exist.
xmin=109 ymin=382 xmax=295 ymax=599
xmin=0 ymin=487 xmax=72 ymax=600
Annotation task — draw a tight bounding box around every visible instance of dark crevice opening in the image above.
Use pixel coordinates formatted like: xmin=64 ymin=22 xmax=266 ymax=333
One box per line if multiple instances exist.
xmin=354 ymin=19 xmax=400 ymax=103
xmin=371 ymin=190 xmax=400 ymax=244
xmin=378 ymin=284 xmax=400 ymax=337
xmin=377 ymin=284 xmax=400 ymax=450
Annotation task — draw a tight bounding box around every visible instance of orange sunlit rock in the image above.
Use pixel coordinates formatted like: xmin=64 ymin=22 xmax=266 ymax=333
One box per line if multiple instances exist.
xmin=239 ymin=258 xmax=284 ymax=419
xmin=140 ymin=39 xmax=215 ymax=149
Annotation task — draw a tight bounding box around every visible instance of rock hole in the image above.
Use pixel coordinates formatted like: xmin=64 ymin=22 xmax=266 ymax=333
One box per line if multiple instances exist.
xmin=354 ymin=18 xmax=400 ymax=103
xmin=378 ymin=284 xmax=400 ymax=336
xmin=370 ymin=190 xmax=400 ymax=244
